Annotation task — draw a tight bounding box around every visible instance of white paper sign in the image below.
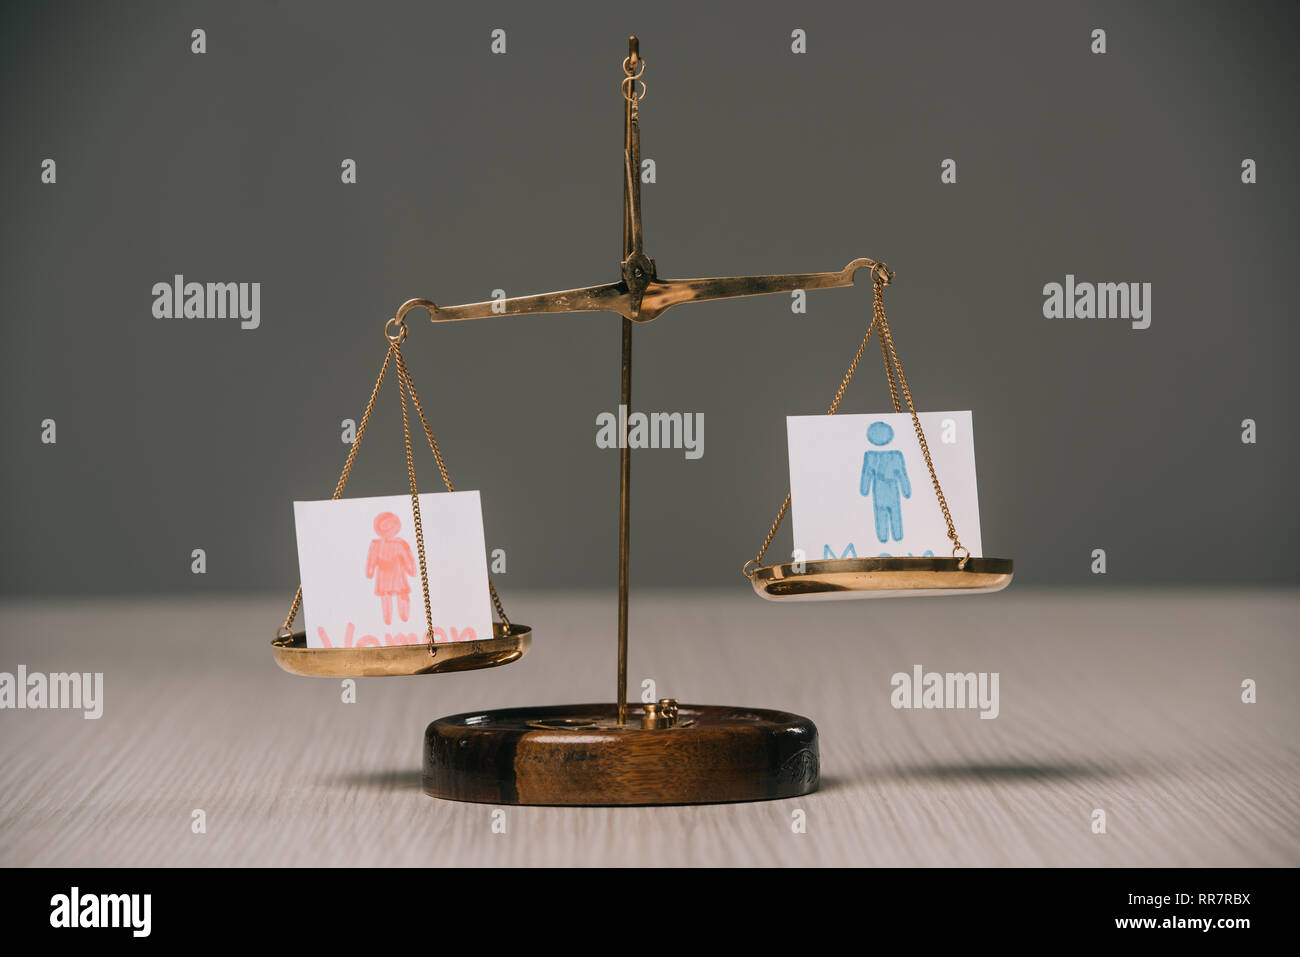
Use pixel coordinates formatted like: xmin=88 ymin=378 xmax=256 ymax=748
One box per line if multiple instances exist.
xmin=293 ymin=491 xmax=493 ymax=649
xmin=786 ymin=411 xmax=983 ymax=562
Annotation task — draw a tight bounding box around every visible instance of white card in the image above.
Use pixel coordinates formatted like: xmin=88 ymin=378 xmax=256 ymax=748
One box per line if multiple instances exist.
xmin=293 ymin=491 xmax=493 ymax=649
xmin=786 ymin=411 xmax=983 ymax=562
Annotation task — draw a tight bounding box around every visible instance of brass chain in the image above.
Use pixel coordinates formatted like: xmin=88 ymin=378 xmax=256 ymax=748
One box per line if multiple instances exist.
xmin=744 ymin=264 xmax=968 ymax=576
xmin=872 ymin=284 xmax=968 ymax=566
xmin=825 ymin=295 xmax=882 ymax=416
xmin=394 ymin=344 xmax=438 ymax=656
xmin=276 ymin=345 xmax=395 ymax=643
xmin=392 ymin=349 xmax=453 ymax=491
xmin=393 ymin=345 xmax=511 ymax=629
xmin=276 ymin=317 xmax=513 ymax=644
xmin=879 ymin=316 xmax=902 ymax=413
xmin=745 ymin=494 xmax=790 ymax=579
xmin=745 ymin=275 xmax=883 ymax=575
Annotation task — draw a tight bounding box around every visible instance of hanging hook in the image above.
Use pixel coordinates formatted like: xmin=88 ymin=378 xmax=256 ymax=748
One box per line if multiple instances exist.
xmin=388 ymin=297 xmax=446 ymax=341
xmin=395 ymin=298 xmax=438 ymax=324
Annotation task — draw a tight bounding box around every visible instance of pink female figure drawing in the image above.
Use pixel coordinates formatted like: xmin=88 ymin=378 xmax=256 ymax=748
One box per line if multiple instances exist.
xmin=365 ymin=511 xmax=416 ymax=625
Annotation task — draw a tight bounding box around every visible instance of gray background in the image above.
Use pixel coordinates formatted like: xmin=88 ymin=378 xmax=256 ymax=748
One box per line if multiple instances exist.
xmin=2 ymin=0 xmax=1296 ymax=594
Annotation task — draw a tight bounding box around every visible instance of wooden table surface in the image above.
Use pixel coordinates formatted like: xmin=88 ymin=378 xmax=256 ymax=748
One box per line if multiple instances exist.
xmin=1 ymin=588 xmax=1296 ymax=867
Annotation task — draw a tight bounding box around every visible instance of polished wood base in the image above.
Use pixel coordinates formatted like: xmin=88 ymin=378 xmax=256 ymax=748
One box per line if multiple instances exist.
xmin=423 ymin=703 xmax=819 ymax=806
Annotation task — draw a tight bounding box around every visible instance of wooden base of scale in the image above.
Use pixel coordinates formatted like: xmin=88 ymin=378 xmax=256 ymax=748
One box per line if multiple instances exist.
xmin=423 ymin=703 xmax=819 ymax=806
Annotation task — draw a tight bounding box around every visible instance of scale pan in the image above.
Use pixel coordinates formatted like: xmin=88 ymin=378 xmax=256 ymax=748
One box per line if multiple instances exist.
xmin=750 ymin=556 xmax=1013 ymax=601
xmin=272 ymin=622 xmax=531 ymax=677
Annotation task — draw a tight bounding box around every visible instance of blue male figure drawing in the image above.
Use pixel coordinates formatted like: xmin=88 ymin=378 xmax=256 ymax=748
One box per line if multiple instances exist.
xmin=860 ymin=421 xmax=911 ymax=542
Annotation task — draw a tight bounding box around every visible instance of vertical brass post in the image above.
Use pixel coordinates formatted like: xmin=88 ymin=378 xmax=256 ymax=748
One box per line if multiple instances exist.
xmin=617 ymin=318 xmax=631 ymax=726
xmin=616 ymin=36 xmax=639 ymax=726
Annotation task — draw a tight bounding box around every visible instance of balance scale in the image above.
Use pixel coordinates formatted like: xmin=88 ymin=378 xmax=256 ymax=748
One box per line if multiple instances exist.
xmin=271 ymin=37 xmax=1014 ymax=806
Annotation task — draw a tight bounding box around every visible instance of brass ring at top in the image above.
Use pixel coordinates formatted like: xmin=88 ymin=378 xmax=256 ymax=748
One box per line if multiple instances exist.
xmin=384 ymin=316 xmax=408 ymax=344
xmin=621 ymin=56 xmax=644 ymax=79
